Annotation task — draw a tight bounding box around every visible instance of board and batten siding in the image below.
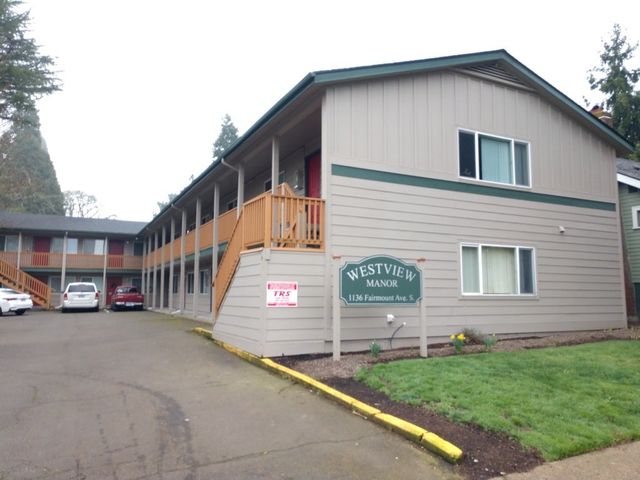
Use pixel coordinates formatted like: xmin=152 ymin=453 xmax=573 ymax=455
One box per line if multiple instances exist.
xmin=619 ymin=183 xmax=640 ymax=283
xmin=213 ymin=249 xmax=326 ymax=356
xmin=324 ymin=70 xmax=617 ymax=203
xmin=322 ymin=69 xmax=624 ymax=347
xmin=328 ymin=176 xmax=624 ymax=342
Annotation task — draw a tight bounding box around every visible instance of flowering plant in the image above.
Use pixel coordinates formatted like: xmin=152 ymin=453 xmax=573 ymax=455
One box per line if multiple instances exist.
xmin=450 ymin=333 xmax=466 ymax=353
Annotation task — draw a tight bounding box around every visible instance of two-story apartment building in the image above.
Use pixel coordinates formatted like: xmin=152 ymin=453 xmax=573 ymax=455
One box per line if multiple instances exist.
xmin=138 ymin=50 xmax=633 ymax=357
xmin=0 ymin=211 xmax=145 ymax=308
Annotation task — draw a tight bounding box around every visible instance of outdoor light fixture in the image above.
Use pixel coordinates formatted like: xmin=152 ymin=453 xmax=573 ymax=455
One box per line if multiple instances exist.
xmin=386 ymin=313 xmax=395 ymax=324
xmin=558 ymin=225 xmax=566 ymax=234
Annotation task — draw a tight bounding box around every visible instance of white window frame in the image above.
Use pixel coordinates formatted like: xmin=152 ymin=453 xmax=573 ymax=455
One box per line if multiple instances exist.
xmin=632 ymin=206 xmax=640 ymax=229
xmin=460 ymin=242 xmax=537 ymax=296
xmin=199 ymin=269 xmax=210 ymax=294
xmin=458 ymin=128 xmax=532 ymax=188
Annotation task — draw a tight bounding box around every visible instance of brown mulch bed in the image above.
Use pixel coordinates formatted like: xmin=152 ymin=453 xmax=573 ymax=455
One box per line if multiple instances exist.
xmin=275 ymin=327 xmax=640 ymax=480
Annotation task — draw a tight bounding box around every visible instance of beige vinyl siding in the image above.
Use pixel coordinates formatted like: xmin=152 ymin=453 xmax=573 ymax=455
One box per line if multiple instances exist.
xmin=213 ymin=250 xmax=264 ymax=354
xmin=619 ymin=183 xmax=640 ymax=282
xmin=325 ymin=70 xmax=617 ymax=203
xmin=328 ymin=175 xmax=625 ymax=341
xmin=262 ymin=250 xmax=326 ymax=356
xmin=213 ymin=250 xmax=326 ymax=357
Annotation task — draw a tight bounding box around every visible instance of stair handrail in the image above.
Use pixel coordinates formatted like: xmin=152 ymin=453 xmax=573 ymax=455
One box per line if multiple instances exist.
xmin=0 ymin=257 xmax=51 ymax=308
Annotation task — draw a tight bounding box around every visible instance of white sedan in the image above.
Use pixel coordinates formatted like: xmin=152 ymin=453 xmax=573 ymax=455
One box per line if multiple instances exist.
xmin=0 ymin=288 xmax=34 ymax=316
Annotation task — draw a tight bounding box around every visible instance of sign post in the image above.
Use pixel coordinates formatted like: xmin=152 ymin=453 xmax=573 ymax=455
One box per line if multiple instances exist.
xmin=332 ymin=256 xmax=342 ymax=361
xmin=418 ymin=258 xmax=428 ymax=357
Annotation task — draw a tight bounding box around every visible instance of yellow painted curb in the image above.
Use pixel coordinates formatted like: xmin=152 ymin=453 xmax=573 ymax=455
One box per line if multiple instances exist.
xmin=190 ymin=327 xmax=463 ymax=464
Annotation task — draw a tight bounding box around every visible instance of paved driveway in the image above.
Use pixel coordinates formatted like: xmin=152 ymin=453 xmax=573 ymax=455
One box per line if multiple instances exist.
xmin=0 ymin=309 xmax=459 ymax=479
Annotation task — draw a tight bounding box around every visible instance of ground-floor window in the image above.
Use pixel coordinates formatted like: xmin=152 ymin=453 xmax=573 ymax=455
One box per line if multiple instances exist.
xmin=461 ymin=243 xmax=536 ymax=295
xmin=199 ymin=270 xmax=210 ymax=294
xmin=50 ymin=276 xmax=61 ymax=293
xmin=186 ymin=272 xmax=194 ymax=294
xmin=172 ymin=274 xmax=179 ymax=294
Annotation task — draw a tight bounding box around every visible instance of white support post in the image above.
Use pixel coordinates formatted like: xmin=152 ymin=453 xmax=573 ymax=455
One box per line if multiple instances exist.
xmin=332 ymin=255 xmax=342 ymax=361
xmin=60 ymin=233 xmax=68 ymax=306
xmin=418 ymin=258 xmax=428 ymax=358
xmin=168 ymin=217 xmax=175 ymax=311
xmin=193 ymin=197 xmax=201 ymax=319
xmin=152 ymin=232 xmax=158 ymax=309
xmin=179 ymin=209 xmax=186 ymax=311
xmin=141 ymin=241 xmax=147 ymax=307
xmin=211 ymin=184 xmax=220 ymax=325
xmin=271 ymin=136 xmax=280 ymax=194
xmin=16 ymin=232 xmax=22 ymax=270
xmin=101 ymin=237 xmax=108 ymax=308
xmin=147 ymin=236 xmax=153 ymax=307
xmin=237 ymin=165 xmax=244 ymax=219
xmin=160 ymin=225 xmax=166 ymax=310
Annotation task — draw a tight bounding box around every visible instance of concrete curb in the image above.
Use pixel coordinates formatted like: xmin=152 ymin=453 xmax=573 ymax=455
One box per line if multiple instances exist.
xmin=192 ymin=327 xmax=463 ymax=464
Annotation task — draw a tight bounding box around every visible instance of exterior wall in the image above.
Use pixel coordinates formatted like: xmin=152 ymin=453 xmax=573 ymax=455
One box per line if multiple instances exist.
xmin=327 ymin=176 xmax=624 ymax=344
xmin=213 ymin=249 xmax=326 ymax=356
xmin=324 ymin=70 xmax=617 ymax=203
xmin=320 ymin=69 xmax=625 ymax=349
xmin=619 ymin=183 xmax=640 ymax=283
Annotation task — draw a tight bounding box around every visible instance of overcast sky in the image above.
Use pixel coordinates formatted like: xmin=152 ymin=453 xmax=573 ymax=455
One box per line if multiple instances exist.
xmin=21 ymin=0 xmax=640 ymax=221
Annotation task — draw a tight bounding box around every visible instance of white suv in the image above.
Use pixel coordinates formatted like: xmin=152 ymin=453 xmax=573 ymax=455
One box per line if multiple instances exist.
xmin=62 ymin=282 xmax=100 ymax=313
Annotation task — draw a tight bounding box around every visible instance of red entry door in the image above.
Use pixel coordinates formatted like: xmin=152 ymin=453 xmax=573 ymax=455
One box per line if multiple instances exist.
xmin=108 ymin=240 xmax=124 ymax=268
xmin=33 ymin=237 xmax=50 ymax=266
xmin=306 ymin=153 xmax=321 ymax=224
xmin=306 ymin=153 xmax=321 ymax=198
xmin=106 ymin=276 xmax=122 ymax=306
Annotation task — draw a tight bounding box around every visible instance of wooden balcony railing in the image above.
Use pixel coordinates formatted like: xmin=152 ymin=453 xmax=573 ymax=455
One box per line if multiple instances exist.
xmin=214 ymin=189 xmax=325 ymax=315
xmin=2 ymin=252 xmax=142 ymax=271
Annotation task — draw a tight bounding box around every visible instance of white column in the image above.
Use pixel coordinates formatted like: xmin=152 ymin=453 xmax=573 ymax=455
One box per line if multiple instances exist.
xmin=179 ymin=209 xmax=186 ymax=311
xmin=211 ymin=183 xmax=220 ymax=323
xmin=101 ymin=237 xmax=108 ymax=308
xmin=147 ymin=236 xmax=153 ymax=307
xmin=16 ymin=232 xmax=22 ymax=269
xmin=60 ymin=233 xmax=68 ymax=306
xmin=160 ymin=225 xmax=166 ymax=310
xmin=237 ymin=164 xmax=244 ymax=219
xmin=271 ymin=136 xmax=280 ymax=194
xmin=152 ymin=232 xmax=158 ymax=309
xmin=141 ymin=241 xmax=147 ymax=306
xmin=193 ymin=198 xmax=201 ymax=318
xmin=168 ymin=217 xmax=175 ymax=311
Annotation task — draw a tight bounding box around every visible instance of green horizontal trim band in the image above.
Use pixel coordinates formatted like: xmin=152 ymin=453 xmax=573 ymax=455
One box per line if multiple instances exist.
xmin=332 ymin=164 xmax=616 ymax=212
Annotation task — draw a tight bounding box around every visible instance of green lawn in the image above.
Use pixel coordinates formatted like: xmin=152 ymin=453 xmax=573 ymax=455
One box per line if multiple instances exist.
xmin=355 ymin=340 xmax=640 ymax=460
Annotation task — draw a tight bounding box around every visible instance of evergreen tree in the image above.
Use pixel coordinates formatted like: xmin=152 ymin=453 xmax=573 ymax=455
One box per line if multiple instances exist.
xmin=212 ymin=114 xmax=239 ymax=162
xmin=589 ymin=24 xmax=640 ymax=157
xmin=0 ymin=113 xmax=64 ymax=214
xmin=0 ymin=0 xmax=60 ymax=128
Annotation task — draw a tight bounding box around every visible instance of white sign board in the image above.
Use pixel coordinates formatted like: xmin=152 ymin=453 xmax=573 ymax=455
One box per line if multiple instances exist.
xmin=266 ymin=281 xmax=298 ymax=307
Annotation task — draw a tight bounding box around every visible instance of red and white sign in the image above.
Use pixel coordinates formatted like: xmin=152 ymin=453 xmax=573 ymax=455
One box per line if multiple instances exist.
xmin=266 ymin=281 xmax=298 ymax=307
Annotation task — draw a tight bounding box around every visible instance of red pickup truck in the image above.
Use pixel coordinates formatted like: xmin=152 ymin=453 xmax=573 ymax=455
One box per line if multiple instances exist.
xmin=110 ymin=286 xmax=145 ymax=311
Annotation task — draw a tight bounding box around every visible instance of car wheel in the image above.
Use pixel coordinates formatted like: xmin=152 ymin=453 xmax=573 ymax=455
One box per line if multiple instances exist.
xmin=15 ymin=310 xmax=25 ymax=316
xmin=0 ymin=307 xmax=3 ymax=316
xmin=93 ymin=306 xmax=100 ymax=312
xmin=61 ymin=308 xmax=66 ymax=314
xmin=111 ymin=304 xmax=118 ymax=312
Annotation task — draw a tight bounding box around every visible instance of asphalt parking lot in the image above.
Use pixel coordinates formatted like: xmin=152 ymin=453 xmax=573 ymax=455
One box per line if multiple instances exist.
xmin=0 ymin=309 xmax=459 ymax=479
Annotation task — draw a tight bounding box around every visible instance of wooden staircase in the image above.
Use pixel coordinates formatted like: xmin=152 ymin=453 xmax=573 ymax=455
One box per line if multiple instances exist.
xmin=0 ymin=257 xmax=52 ymax=308
xmin=213 ymin=184 xmax=324 ymax=317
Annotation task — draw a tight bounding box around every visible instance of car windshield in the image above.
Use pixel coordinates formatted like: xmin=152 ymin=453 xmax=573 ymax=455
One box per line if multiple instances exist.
xmin=68 ymin=284 xmax=96 ymax=293
xmin=0 ymin=289 xmax=20 ymax=294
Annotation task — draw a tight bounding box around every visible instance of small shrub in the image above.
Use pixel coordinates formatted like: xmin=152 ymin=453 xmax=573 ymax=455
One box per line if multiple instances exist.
xmin=461 ymin=328 xmax=486 ymax=345
xmin=370 ymin=341 xmax=381 ymax=358
xmin=449 ymin=333 xmax=466 ymax=353
xmin=484 ymin=333 xmax=498 ymax=352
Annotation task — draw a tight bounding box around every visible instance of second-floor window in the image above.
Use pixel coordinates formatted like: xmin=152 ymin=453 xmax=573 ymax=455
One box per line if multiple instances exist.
xmin=0 ymin=235 xmax=19 ymax=251
xmin=459 ymin=129 xmax=530 ymax=187
xmin=82 ymin=239 xmax=105 ymax=255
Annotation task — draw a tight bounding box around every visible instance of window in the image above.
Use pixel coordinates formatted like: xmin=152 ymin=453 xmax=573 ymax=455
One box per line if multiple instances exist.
xmin=227 ymin=199 xmax=237 ymax=211
xmin=459 ymin=130 xmax=530 ymax=187
xmin=172 ymin=274 xmax=179 ymax=294
xmin=461 ymin=244 xmax=535 ymax=295
xmin=633 ymin=206 xmax=640 ymax=229
xmin=50 ymin=276 xmax=62 ymax=292
xmin=0 ymin=235 xmax=19 ymax=251
xmin=264 ymin=171 xmax=286 ymax=192
xmin=82 ymin=239 xmax=105 ymax=255
xmin=133 ymin=242 xmax=144 ymax=256
xmin=67 ymin=238 xmax=78 ymax=254
xmin=132 ymin=278 xmax=142 ymax=291
xmin=186 ymin=272 xmax=194 ymax=294
xmin=199 ymin=270 xmax=210 ymax=294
